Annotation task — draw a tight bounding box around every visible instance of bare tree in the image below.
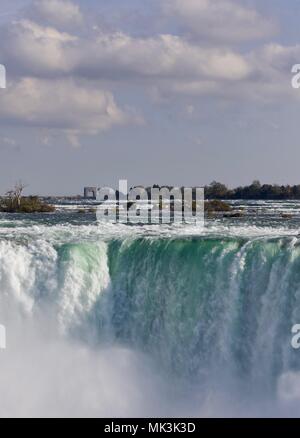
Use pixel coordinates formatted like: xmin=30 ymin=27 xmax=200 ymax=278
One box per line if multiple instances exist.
xmin=14 ymin=181 xmax=26 ymax=207
xmin=6 ymin=181 xmax=27 ymax=208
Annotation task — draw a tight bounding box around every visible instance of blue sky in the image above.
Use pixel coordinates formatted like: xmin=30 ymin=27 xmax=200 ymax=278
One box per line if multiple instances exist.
xmin=0 ymin=0 xmax=300 ymax=195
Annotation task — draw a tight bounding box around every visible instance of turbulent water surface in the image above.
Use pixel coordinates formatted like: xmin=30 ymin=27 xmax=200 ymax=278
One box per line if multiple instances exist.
xmin=1 ymin=200 xmax=300 ymax=417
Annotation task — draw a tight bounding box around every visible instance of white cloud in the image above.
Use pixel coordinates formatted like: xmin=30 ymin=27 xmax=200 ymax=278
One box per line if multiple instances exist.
xmin=0 ymin=15 xmax=295 ymax=107
xmin=77 ymin=33 xmax=251 ymax=81
xmin=30 ymin=0 xmax=83 ymax=29
xmin=0 ymin=19 xmax=77 ymax=76
xmin=164 ymin=0 xmax=277 ymax=44
xmin=0 ymin=78 xmax=139 ymax=141
xmin=146 ymin=40 xmax=300 ymax=104
xmin=0 ymin=0 xmax=297 ymax=136
xmin=0 ymin=19 xmax=252 ymax=82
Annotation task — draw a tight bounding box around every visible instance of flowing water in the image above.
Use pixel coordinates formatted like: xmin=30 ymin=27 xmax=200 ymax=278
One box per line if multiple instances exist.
xmin=1 ymin=201 xmax=300 ymax=417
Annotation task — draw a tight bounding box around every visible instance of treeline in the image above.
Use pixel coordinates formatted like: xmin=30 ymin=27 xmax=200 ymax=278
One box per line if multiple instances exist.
xmin=205 ymin=181 xmax=300 ymax=200
xmin=141 ymin=181 xmax=300 ymax=200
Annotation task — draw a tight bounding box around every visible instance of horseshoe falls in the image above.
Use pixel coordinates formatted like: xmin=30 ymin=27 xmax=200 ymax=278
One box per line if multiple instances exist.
xmin=1 ymin=204 xmax=300 ymax=417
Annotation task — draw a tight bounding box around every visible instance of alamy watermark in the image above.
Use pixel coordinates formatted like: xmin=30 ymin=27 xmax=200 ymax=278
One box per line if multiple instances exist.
xmin=0 ymin=64 xmax=6 ymax=350
xmin=94 ymin=180 xmax=204 ymax=225
xmin=292 ymin=324 xmax=300 ymax=349
xmin=0 ymin=325 xmax=6 ymax=350
xmin=0 ymin=64 xmax=6 ymax=89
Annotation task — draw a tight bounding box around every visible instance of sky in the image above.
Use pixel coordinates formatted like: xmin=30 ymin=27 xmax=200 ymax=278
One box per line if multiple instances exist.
xmin=0 ymin=0 xmax=300 ymax=195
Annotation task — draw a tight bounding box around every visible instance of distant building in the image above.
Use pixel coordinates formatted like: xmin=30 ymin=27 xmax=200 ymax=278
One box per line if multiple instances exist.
xmin=84 ymin=187 xmax=97 ymax=199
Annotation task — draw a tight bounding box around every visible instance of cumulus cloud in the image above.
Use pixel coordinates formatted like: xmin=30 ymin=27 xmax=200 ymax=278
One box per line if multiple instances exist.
xmin=70 ymin=32 xmax=252 ymax=88
xmin=0 ymin=0 xmax=291 ymax=104
xmin=0 ymin=19 xmax=77 ymax=76
xmin=163 ymin=0 xmax=277 ymax=44
xmin=0 ymin=78 xmax=138 ymax=143
xmin=30 ymin=0 xmax=83 ymax=29
xmin=0 ymin=0 xmax=296 ymax=140
xmin=75 ymin=33 xmax=300 ymax=104
xmin=0 ymin=19 xmax=252 ymax=82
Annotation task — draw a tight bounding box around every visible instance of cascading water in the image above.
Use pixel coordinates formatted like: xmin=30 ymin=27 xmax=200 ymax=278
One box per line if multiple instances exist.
xmin=1 ymin=212 xmax=300 ymax=417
